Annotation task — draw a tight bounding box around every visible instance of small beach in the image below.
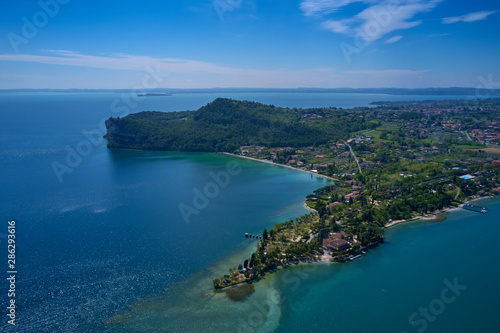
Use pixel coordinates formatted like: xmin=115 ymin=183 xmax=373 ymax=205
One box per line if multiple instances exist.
xmin=385 ymin=195 xmax=497 ymax=229
xmin=221 ymin=152 xmax=339 ymax=182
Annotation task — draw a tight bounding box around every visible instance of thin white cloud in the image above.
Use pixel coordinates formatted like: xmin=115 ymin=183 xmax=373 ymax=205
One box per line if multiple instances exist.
xmin=442 ymin=11 xmax=496 ymax=24
xmin=384 ymin=35 xmax=403 ymax=44
xmin=0 ymin=50 xmax=433 ymax=89
xmin=302 ymin=0 xmax=443 ymax=42
xmin=0 ymin=50 xmax=237 ymax=74
xmin=300 ymin=0 xmax=365 ymax=17
xmin=0 ymin=50 xmax=341 ymax=88
xmin=341 ymin=69 xmax=430 ymax=87
xmin=322 ymin=19 xmax=351 ymax=33
xmin=343 ymin=69 xmax=428 ymax=76
xmin=429 ymin=33 xmax=450 ymax=37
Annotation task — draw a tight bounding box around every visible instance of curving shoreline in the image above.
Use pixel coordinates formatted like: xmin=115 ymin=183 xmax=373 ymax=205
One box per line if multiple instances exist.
xmin=220 ymin=152 xmax=339 ymax=181
xmin=385 ymin=195 xmax=498 ymax=229
xmin=214 ymin=153 xmax=500 ymax=291
xmin=221 ymin=195 xmax=500 ymax=290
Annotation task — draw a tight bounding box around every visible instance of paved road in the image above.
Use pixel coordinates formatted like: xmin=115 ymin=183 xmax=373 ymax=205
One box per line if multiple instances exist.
xmin=343 ymin=140 xmax=362 ymax=174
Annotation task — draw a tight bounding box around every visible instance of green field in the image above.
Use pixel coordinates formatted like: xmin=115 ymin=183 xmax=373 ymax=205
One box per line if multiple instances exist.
xmin=364 ymin=129 xmax=392 ymax=142
xmin=452 ymin=144 xmax=487 ymax=149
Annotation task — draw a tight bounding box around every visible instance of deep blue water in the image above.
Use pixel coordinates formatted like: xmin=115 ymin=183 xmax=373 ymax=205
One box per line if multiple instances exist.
xmin=0 ymin=92 xmax=498 ymax=332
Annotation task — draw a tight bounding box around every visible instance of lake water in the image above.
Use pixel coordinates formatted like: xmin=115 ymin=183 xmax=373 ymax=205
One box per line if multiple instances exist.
xmin=0 ymin=91 xmax=498 ymax=332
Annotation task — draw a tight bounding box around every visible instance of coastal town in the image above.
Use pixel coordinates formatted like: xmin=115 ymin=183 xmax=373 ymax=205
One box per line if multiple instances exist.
xmin=213 ymin=98 xmax=500 ymax=290
xmin=103 ymin=95 xmax=500 ymax=290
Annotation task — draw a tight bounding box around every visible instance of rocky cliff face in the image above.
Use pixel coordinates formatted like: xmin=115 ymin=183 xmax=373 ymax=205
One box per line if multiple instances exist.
xmin=104 ymin=117 xmax=142 ymax=148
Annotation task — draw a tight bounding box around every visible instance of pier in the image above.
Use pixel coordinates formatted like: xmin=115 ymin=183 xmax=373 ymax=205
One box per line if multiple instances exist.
xmin=245 ymin=233 xmax=262 ymax=240
xmin=462 ymin=204 xmax=488 ymax=213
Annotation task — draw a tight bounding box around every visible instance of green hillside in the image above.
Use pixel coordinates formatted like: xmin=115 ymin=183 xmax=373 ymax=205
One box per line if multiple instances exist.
xmin=104 ymin=98 xmax=372 ymax=152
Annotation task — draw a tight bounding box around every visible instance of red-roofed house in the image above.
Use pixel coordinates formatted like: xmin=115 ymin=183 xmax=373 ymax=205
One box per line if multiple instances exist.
xmin=322 ymin=232 xmax=352 ymax=252
xmin=327 ymin=202 xmax=343 ymax=209
xmin=345 ymin=191 xmax=359 ymax=200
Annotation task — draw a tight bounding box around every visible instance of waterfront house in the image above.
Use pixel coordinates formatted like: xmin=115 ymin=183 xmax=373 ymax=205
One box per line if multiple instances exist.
xmin=322 ymin=232 xmax=352 ymax=252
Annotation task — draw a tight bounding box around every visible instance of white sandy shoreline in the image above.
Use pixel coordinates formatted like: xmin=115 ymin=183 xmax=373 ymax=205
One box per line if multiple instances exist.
xmin=385 ymin=195 xmax=499 ymax=229
xmin=219 ymin=152 xmax=499 ymax=277
xmin=220 ymin=152 xmax=338 ymax=181
xmin=223 ymin=150 xmax=499 ymax=229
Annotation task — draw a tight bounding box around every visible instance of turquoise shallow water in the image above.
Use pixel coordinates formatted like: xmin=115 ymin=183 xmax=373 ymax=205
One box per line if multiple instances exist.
xmin=0 ymin=92 xmax=499 ymax=332
xmin=97 ymin=199 xmax=500 ymax=333
xmin=273 ymin=198 xmax=500 ymax=333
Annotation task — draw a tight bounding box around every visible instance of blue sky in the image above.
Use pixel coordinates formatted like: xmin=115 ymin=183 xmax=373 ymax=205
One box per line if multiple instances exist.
xmin=0 ymin=0 xmax=498 ymax=89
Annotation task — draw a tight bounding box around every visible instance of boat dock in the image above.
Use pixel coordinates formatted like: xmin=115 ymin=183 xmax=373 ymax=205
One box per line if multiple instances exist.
xmin=462 ymin=204 xmax=488 ymax=213
xmin=245 ymin=233 xmax=262 ymax=240
xmin=348 ymin=254 xmax=361 ymax=261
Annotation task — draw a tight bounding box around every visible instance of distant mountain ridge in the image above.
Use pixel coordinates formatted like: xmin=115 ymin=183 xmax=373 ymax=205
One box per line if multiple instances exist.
xmin=5 ymin=87 xmax=500 ymax=96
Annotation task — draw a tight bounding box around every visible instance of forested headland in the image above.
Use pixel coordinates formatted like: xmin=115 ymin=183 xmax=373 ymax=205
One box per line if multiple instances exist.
xmin=104 ymin=98 xmax=378 ymax=152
